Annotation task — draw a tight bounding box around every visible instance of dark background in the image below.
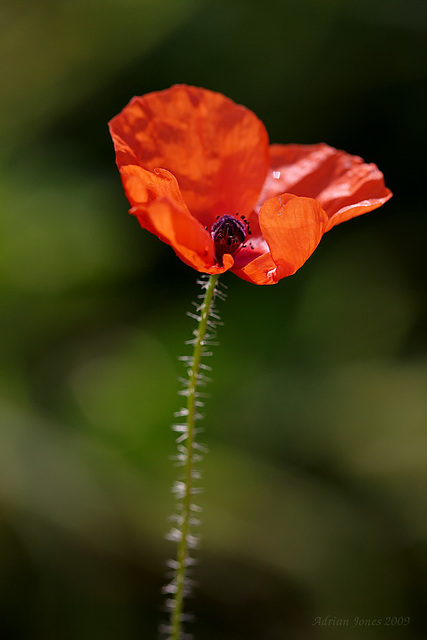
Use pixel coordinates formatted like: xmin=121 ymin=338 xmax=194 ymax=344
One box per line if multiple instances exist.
xmin=1 ymin=1 xmax=426 ymax=638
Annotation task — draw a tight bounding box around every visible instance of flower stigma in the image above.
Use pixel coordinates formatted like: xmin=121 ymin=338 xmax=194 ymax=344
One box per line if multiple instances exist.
xmin=211 ymin=214 xmax=248 ymax=265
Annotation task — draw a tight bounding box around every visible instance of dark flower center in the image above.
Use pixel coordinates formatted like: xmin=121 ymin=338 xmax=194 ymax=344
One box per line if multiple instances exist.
xmin=211 ymin=214 xmax=247 ymax=265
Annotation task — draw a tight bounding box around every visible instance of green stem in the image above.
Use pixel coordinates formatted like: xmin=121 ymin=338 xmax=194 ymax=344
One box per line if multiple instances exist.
xmin=169 ymin=273 xmax=220 ymax=640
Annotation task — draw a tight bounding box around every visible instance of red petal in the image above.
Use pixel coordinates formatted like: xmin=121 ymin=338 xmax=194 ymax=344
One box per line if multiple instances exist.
xmin=258 ymin=143 xmax=392 ymax=229
xmin=109 ymin=85 xmax=270 ymax=227
xmin=117 ymin=163 xmax=187 ymax=210
xmin=131 ymin=198 xmax=232 ymax=274
xmin=259 ymin=193 xmax=328 ymax=280
xmin=232 ymin=252 xmax=278 ymax=285
xmin=108 ymin=157 xmax=229 ymax=272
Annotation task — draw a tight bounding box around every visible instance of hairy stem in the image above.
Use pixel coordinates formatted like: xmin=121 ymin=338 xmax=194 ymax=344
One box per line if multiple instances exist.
xmin=166 ymin=273 xmax=221 ymax=640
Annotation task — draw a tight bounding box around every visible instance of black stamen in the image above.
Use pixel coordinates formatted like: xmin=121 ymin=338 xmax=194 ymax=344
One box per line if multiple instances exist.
xmin=211 ymin=214 xmax=247 ymax=265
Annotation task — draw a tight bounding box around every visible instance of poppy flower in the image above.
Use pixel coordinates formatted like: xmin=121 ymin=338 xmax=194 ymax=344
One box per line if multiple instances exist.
xmin=109 ymin=85 xmax=392 ymax=285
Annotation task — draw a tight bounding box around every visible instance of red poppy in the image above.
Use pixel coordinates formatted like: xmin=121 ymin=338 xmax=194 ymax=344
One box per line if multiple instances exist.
xmin=109 ymin=85 xmax=392 ymax=285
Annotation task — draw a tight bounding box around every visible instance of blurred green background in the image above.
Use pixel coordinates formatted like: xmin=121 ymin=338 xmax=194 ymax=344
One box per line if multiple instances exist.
xmin=1 ymin=0 xmax=426 ymax=638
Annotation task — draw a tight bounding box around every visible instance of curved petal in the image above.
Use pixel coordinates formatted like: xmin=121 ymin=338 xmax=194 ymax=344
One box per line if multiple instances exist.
xmin=109 ymin=85 xmax=270 ymax=227
xmin=117 ymin=163 xmax=188 ymax=210
xmin=258 ymin=143 xmax=392 ymax=228
xmin=259 ymin=193 xmax=328 ymax=280
xmin=232 ymin=252 xmax=278 ymax=285
xmin=131 ymin=198 xmax=232 ymax=274
xmin=322 ymin=178 xmax=392 ymax=231
xmin=109 ymin=134 xmax=236 ymax=274
xmin=117 ymin=162 xmax=197 ymax=237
